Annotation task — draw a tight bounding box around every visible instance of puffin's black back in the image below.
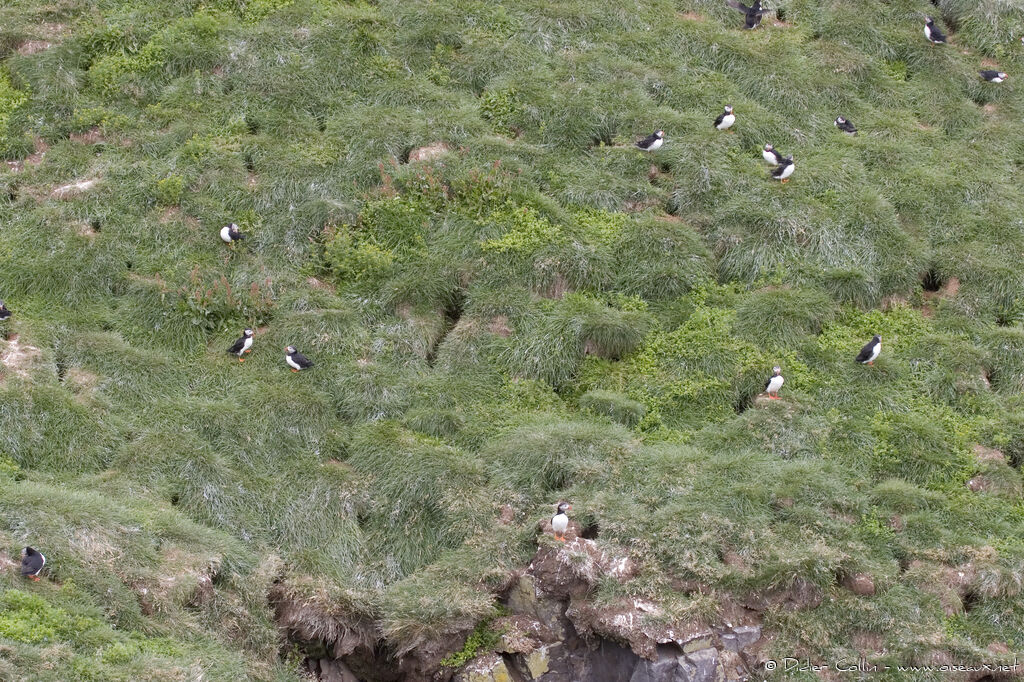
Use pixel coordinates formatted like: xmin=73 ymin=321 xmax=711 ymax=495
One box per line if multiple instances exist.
xmin=21 ymin=547 xmax=43 ymax=575
xmin=855 ymin=337 xmax=879 ymax=362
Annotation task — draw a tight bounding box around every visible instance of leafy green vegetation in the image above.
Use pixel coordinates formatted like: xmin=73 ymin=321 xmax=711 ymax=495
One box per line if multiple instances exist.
xmin=2 ymin=0 xmax=1024 ymax=677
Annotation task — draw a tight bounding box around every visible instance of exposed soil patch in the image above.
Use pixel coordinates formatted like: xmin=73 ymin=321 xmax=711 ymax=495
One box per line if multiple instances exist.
xmin=488 ymin=315 xmax=512 ymax=337
xmin=69 ymin=127 xmax=105 ymax=145
xmin=17 ymin=40 xmax=52 ymax=56
xmin=406 ymin=142 xmax=450 ymax=164
xmin=306 ymin=276 xmax=335 ymax=292
xmin=1 ymin=334 xmax=43 ymax=379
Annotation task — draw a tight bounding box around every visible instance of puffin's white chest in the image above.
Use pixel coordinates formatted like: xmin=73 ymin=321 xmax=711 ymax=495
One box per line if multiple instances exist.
xmin=717 ymin=114 xmax=736 ymax=130
xmin=991 ymin=75 xmax=1005 ymax=83
xmin=646 ymin=138 xmax=663 ymax=151
xmin=777 ymin=163 xmax=795 ymax=179
xmin=762 ymin=150 xmax=777 ymax=164
xmin=551 ymin=513 xmax=568 ymax=535
xmin=767 ymin=375 xmax=784 ymax=394
xmin=286 ymin=354 xmax=302 ymax=370
xmin=868 ymin=343 xmax=880 ymax=363
xmin=241 ymin=337 xmax=253 ymax=354
xmin=220 ymin=226 xmax=232 ymax=243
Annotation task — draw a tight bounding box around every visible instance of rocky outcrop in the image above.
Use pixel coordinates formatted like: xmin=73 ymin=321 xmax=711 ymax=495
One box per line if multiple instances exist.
xmin=454 ymin=536 xmax=768 ymax=682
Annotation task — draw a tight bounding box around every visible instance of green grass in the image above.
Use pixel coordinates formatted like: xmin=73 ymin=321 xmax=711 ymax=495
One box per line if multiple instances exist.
xmin=2 ymin=0 xmax=1024 ymax=677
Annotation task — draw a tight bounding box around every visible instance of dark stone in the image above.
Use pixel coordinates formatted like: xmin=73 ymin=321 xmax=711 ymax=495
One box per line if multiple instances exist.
xmin=732 ymin=625 xmax=761 ymax=650
xmin=677 ymin=647 xmax=718 ymax=682
xmin=630 ymin=646 xmax=681 ymax=682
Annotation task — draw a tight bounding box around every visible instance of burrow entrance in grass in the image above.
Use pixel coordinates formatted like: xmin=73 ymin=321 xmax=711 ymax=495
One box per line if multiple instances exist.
xmin=579 ymin=520 xmax=600 ymax=539
xmin=426 ymin=290 xmax=466 ymax=366
xmin=920 ymin=267 xmax=944 ymax=293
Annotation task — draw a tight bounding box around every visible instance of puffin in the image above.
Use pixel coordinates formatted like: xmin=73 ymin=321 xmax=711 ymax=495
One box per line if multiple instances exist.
xmin=714 ymin=106 xmax=736 ymax=131
xmin=924 ymin=17 xmax=946 ymax=45
xmin=765 ymin=366 xmax=784 ymax=399
xmin=834 ymin=116 xmax=858 ymax=135
xmin=762 ymin=144 xmax=783 ymax=164
xmin=21 ymin=547 xmax=45 ymax=581
xmin=980 ymin=70 xmax=1008 ymax=83
xmin=855 ymin=335 xmax=882 ymax=365
xmin=726 ymin=0 xmax=765 ymax=29
xmin=551 ymin=502 xmax=571 ymax=542
xmin=227 ymin=328 xmax=254 ymax=362
xmin=0 ymin=300 xmax=11 ymax=320
xmin=771 ymin=155 xmax=795 ymax=182
xmin=636 ymin=130 xmax=665 ymax=151
xmin=219 ymin=223 xmax=245 ymax=246
xmin=285 ymin=346 xmax=314 ymax=372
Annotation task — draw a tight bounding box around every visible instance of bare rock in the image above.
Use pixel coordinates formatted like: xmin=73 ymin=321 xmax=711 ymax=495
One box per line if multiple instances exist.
xmin=454 ymin=653 xmax=513 ymax=682
xmin=681 ymin=647 xmax=719 ymax=682
xmin=407 ymin=142 xmax=451 ymax=163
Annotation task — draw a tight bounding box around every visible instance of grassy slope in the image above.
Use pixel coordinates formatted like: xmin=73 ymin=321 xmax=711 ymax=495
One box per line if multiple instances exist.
xmin=2 ymin=0 xmax=1024 ymax=677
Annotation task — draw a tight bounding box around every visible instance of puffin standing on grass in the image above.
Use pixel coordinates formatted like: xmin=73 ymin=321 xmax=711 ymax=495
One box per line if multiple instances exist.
xmin=0 ymin=300 xmax=11 ymax=320
xmin=284 ymin=346 xmax=314 ymax=372
xmin=551 ymin=502 xmax=571 ymax=542
xmin=765 ymin=366 xmax=784 ymax=399
xmin=714 ymin=106 xmax=736 ymax=132
xmin=21 ymin=547 xmax=45 ymax=581
xmin=924 ymin=17 xmax=947 ymax=45
xmin=227 ymin=329 xmax=254 ymax=362
xmin=219 ymin=223 xmax=245 ymax=246
xmin=636 ymin=130 xmax=665 ymax=151
xmin=726 ymin=0 xmax=766 ymax=29
xmin=772 ymin=155 xmax=795 ymax=182
xmin=762 ymin=144 xmax=783 ymax=164
xmin=980 ymin=70 xmax=1008 ymax=83
xmin=834 ymin=116 xmax=858 ymax=135
xmin=856 ymin=335 xmax=882 ymax=365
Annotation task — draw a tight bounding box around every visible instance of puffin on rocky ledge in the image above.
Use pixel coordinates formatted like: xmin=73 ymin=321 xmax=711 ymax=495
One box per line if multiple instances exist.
xmin=636 ymin=130 xmax=665 ymax=151
xmin=551 ymin=502 xmax=571 ymax=542
xmin=714 ymin=106 xmax=736 ymax=131
xmin=285 ymin=346 xmax=314 ymax=372
xmin=765 ymin=366 xmax=784 ymax=399
xmin=856 ymin=335 xmax=882 ymax=365
xmin=227 ymin=329 xmax=254 ymax=362
xmin=21 ymin=547 xmax=45 ymax=581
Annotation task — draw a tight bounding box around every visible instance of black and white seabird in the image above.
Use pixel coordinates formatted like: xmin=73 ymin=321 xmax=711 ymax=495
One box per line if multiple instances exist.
xmin=726 ymin=0 xmax=765 ymax=29
xmin=227 ymin=329 xmax=254 ymax=362
xmin=980 ymin=70 xmax=1008 ymax=83
xmin=219 ymin=223 xmax=245 ymax=246
xmin=834 ymin=116 xmax=858 ymax=135
xmin=714 ymin=106 xmax=736 ymax=131
xmin=762 ymin=144 xmax=783 ymax=164
xmin=285 ymin=346 xmax=314 ymax=372
xmin=855 ymin=335 xmax=882 ymax=365
xmin=924 ymin=17 xmax=946 ymax=44
xmin=21 ymin=547 xmax=45 ymax=581
xmin=636 ymin=130 xmax=665 ymax=151
xmin=0 ymin=300 xmax=11 ymax=320
xmin=551 ymin=502 xmax=571 ymax=542
xmin=765 ymin=366 xmax=784 ymax=399
xmin=771 ymin=155 xmax=794 ymax=182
